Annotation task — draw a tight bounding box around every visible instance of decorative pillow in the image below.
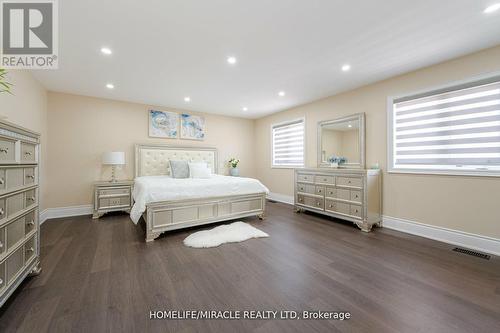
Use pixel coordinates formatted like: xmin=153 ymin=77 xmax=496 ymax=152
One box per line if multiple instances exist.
xmin=188 ymin=162 xmax=211 ymax=178
xmin=169 ymin=160 xmax=189 ymax=178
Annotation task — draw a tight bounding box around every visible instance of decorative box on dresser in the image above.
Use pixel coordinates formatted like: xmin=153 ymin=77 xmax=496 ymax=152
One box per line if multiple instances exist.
xmin=294 ymin=168 xmax=381 ymax=232
xmin=0 ymin=120 xmax=41 ymax=307
xmin=93 ymin=180 xmax=134 ymax=219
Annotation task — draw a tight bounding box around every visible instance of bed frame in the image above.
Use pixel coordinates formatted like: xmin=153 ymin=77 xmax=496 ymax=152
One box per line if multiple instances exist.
xmin=135 ymin=144 xmax=266 ymax=242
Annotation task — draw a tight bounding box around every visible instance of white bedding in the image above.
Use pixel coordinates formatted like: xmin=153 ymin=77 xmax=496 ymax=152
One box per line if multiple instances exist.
xmin=130 ymin=175 xmax=269 ymax=223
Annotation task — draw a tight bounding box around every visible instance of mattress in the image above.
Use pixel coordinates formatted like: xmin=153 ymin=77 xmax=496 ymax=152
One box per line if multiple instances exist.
xmin=130 ymin=175 xmax=269 ymax=223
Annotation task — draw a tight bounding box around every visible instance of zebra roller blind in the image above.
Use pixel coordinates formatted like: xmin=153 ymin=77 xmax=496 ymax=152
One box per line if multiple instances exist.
xmin=272 ymin=119 xmax=305 ymax=167
xmin=391 ymin=76 xmax=500 ymax=173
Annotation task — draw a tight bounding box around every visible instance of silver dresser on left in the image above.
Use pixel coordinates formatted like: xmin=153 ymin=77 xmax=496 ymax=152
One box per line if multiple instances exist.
xmin=0 ymin=120 xmax=41 ymax=307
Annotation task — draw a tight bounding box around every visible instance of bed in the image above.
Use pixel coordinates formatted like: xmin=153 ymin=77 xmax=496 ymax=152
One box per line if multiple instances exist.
xmin=132 ymin=144 xmax=269 ymax=242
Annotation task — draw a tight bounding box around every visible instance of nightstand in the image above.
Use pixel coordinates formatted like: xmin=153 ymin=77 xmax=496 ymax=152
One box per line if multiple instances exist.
xmin=93 ymin=180 xmax=134 ymax=219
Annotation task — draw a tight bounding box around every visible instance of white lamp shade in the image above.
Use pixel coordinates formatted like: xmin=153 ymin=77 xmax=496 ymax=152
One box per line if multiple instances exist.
xmin=102 ymin=152 xmax=125 ymax=165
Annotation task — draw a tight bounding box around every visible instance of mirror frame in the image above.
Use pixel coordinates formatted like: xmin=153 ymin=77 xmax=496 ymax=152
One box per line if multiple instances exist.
xmin=317 ymin=113 xmax=365 ymax=169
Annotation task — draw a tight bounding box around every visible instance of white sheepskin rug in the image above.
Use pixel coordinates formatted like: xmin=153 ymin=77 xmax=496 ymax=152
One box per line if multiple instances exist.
xmin=183 ymin=221 xmax=269 ymax=248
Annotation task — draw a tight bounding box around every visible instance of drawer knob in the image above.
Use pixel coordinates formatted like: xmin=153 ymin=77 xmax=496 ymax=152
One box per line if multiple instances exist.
xmin=329 ymin=204 xmax=333 ymax=208
xmin=318 ymin=189 xmax=322 ymax=193
xmin=0 ymin=241 xmax=3 ymax=248
xmin=26 ymin=175 xmax=35 ymax=179
xmin=355 ymin=209 xmax=359 ymax=213
xmin=316 ymin=202 xmax=321 ymax=206
xmin=27 ymin=220 xmax=35 ymax=226
xmin=26 ymin=247 xmax=34 ymax=253
xmin=27 ymin=196 xmax=36 ymax=202
xmin=298 ymin=198 xmax=303 ymax=202
xmin=348 ymin=180 xmax=352 ymax=184
xmin=0 ymin=208 xmax=4 ymax=215
xmin=0 ymin=177 xmax=4 ymax=185
xmin=24 ymin=151 xmax=32 ymax=156
xmin=0 ymin=147 xmax=8 ymax=153
xmin=0 ymin=278 xmax=3 ymax=285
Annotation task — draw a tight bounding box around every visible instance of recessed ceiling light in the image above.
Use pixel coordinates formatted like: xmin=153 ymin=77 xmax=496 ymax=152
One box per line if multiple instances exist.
xmin=184 ymin=96 xmax=191 ymax=102
xmin=242 ymin=107 xmax=248 ymax=111
xmin=484 ymin=3 xmax=500 ymax=13
xmin=101 ymin=47 xmax=112 ymax=55
xmin=348 ymin=124 xmax=352 ymax=128
xmin=342 ymin=64 xmax=351 ymax=72
xmin=227 ymin=56 xmax=237 ymax=65
xmin=278 ymin=91 xmax=285 ymax=97
xmin=106 ymin=83 xmax=114 ymax=89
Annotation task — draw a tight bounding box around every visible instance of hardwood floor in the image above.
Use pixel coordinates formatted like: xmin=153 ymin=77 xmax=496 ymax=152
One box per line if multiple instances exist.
xmin=1 ymin=201 xmax=499 ymax=332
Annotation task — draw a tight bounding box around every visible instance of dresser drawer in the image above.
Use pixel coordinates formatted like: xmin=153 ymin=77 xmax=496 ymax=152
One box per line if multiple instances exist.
xmin=0 ymin=138 xmax=16 ymax=163
xmin=335 ymin=188 xmax=350 ymax=201
xmin=315 ymin=186 xmax=325 ymax=196
xmin=24 ymin=168 xmax=36 ymax=185
xmin=0 ymin=167 xmax=37 ymax=194
xmin=24 ymin=236 xmax=36 ymax=263
xmin=20 ymin=142 xmax=36 ymax=162
xmin=24 ymin=210 xmax=36 ymax=235
xmin=325 ymin=187 xmax=336 ymax=198
xmin=1 ymin=190 xmax=35 ymax=221
xmin=0 ymin=261 xmax=5 ymax=291
xmin=350 ymin=205 xmax=362 ymax=218
xmin=297 ymin=174 xmax=314 ymax=183
xmin=6 ymin=216 xmax=25 ymax=251
xmin=0 ymin=226 xmax=5 ymax=257
xmin=336 ymin=176 xmax=362 ymax=188
xmin=25 ymin=189 xmax=37 ymax=208
xmin=350 ymin=190 xmax=362 ymax=204
xmin=297 ymin=194 xmax=324 ymax=209
xmin=314 ymin=175 xmax=335 ymax=184
xmin=333 ymin=201 xmax=350 ymax=215
xmin=296 ymin=183 xmax=315 ymax=194
xmin=0 ymin=197 xmax=5 ymax=221
xmin=7 ymin=192 xmax=25 ymax=218
xmin=99 ymin=188 xmax=130 ymax=196
xmin=325 ymin=199 xmax=336 ymax=211
xmin=99 ymin=196 xmax=130 ymax=209
xmin=6 ymin=246 xmax=24 ymax=284
xmin=0 ymin=168 xmax=22 ymax=192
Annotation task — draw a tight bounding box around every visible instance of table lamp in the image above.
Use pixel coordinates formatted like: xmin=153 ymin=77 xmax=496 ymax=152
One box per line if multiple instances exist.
xmin=102 ymin=152 xmax=125 ymax=182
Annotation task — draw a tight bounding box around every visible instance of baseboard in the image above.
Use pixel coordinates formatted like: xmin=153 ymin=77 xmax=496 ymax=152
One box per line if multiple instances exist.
xmin=382 ymin=215 xmax=500 ymax=257
xmin=39 ymin=204 xmax=93 ymax=225
xmin=267 ymin=192 xmax=294 ymax=205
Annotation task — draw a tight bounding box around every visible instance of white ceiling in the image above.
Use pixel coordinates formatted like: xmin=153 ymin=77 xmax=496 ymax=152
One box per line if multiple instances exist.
xmin=32 ymin=0 xmax=500 ymax=119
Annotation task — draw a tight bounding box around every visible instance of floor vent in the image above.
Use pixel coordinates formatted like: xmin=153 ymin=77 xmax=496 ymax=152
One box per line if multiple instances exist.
xmin=452 ymin=247 xmax=490 ymax=260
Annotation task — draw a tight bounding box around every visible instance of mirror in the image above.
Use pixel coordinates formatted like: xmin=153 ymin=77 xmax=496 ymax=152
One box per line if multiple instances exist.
xmin=317 ymin=113 xmax=365 ymax=168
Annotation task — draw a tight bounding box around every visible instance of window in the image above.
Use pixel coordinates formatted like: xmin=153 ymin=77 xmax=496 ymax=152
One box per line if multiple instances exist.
xmin=272 ymin=118 xmax=305 ymax=167
xmin=388 ymin=75 xmax=500 ymax=176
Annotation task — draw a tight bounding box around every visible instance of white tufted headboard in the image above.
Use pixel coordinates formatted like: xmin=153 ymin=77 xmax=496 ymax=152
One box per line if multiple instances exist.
xmin=134 ymin=144 xmax=218 ymax=177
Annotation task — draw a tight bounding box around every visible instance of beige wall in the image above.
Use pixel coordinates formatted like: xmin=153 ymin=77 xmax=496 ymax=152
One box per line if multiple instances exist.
xmin=46 ymin=92 xmax=256 ymax=208
xmin=0 ymin=70 xmax=48 ymax=210
xmin=255 ymin=45 xmax=500 ymax=239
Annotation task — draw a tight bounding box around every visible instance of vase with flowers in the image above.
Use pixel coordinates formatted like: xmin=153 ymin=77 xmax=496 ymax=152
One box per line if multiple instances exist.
xmin=228 ymin=157 xmax=240 ymax=176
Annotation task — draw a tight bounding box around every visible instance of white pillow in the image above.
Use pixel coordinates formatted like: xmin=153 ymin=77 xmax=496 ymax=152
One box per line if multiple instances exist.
xmin=188 ymin=162 xmax=211 ymax=178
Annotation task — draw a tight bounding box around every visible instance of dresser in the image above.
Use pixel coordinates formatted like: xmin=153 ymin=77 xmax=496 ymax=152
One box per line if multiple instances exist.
xmin=0 ymin=120 xmax=41 ymax=307
xmin=294 ymin=168 xmax=381 ymax=232
xmin=93 ymin=180 xmax=134 ymax=219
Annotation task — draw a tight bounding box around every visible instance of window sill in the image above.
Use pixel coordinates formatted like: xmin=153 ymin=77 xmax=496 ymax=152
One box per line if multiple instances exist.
xmin=271 ymin=165 xmax=305 ymax=169
xmin=388 ymin=169 xmax=500 ymax=178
